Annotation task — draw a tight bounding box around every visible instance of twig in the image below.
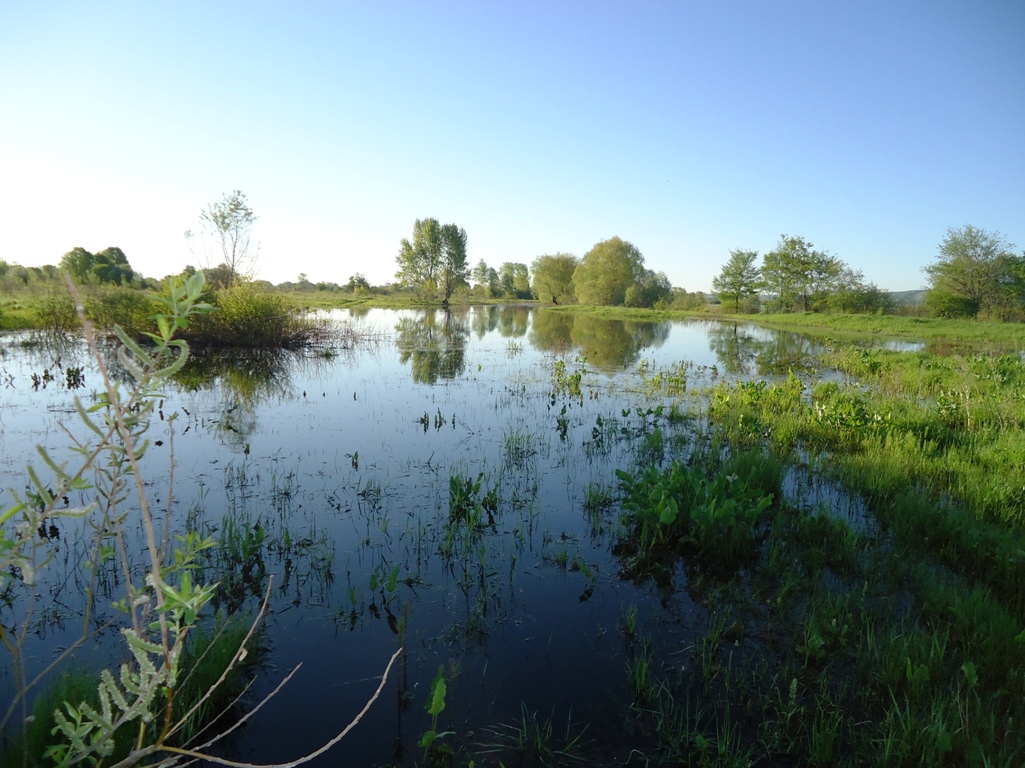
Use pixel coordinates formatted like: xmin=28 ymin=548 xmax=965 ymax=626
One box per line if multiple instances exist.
xmin=159 ymin=646 xmax=404 ymax=768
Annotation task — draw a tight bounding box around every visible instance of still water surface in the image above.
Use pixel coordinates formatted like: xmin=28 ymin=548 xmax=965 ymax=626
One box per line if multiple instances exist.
xmin=0 ymin=307 xmax=838 ymax=765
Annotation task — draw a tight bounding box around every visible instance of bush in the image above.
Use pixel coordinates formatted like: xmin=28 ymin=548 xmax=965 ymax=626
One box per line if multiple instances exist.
xmin=85 ymin=286 xmax=162 ymax=339
xmin=182 ymin=282 xmax=328 ymax=349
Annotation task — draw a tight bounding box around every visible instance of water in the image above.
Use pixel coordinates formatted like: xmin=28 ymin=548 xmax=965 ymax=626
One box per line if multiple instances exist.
xmin=0 ymin=308 xmax=838 ymax=765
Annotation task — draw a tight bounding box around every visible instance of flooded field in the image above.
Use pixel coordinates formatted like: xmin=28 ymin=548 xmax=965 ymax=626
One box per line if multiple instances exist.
xmin=3 ymin=307 xmax=1023 ymax=767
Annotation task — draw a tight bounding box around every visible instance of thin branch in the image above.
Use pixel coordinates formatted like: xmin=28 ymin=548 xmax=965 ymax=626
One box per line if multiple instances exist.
xmin=159 ymin=646 xmax=404 ymax=768
xmin=169 ymin=580 xmax=274 ymax=739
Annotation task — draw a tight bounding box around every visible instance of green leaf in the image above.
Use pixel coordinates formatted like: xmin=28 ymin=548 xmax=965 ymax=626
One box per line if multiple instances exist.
xmin=658 ymin=496 xmax=679 ymax=526
xmin=426 ymin=665 xmax=447 ymax=717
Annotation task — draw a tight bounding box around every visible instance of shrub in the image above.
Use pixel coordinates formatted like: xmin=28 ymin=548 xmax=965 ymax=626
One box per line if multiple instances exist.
xmin=182 ymin=281 xmax=328 ymax=349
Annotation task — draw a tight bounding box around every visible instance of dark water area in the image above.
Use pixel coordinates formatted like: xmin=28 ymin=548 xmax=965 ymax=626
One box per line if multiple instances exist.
xmin=0 ymin=308 xmax=858 ymax=765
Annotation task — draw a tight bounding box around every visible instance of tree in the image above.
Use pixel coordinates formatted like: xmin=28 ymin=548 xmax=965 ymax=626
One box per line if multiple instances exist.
xmin=396 ymin=217 xmax=442 ymax=298
xmin=59 ymin=246 xmax=135 ymax=285
xmin=471 ymin=260 xmax=501 ymax=298
xmin=992 ymin=253 xmax=1025 ymax=321
xmin=761 ymin=235 xmax=838 ymax=312
xmin=199 ymin=190 xmax=258 ymax=287
xmin=499 ymin=262 xmax=531 ymax=299
xmin=395 ymin=218 xmax=469 ymax=303
xmin=924 ymin=225 xmax=1017 ymax=319
xmin=668 ymin=287 xmax=710 ymax=311
xmin=440 ymin=224 xmax=469 ymax=303
xmin=92 ymin=247 xmax=135 ymax=284
xmin=712 ymin=249 xmax=762 ymax=312
xmin=59 ymin=247 xmax=98 ymax=283
xmin=827 ymin=266 xmax=894 ymax=314
xmin=531 ymin=253 xmax=578 ymax=304
xmin=348 ymin=273 xmax=371 ymax=295
xmin=625 ymin=269 xmax=673 ymax=308
xmin=572 ymin=236 xmax=645 ymax=306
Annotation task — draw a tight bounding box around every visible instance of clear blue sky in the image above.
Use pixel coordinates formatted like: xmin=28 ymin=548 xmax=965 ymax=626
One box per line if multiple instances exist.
xmin=2 ymin=1 xmax=1022 ymax=292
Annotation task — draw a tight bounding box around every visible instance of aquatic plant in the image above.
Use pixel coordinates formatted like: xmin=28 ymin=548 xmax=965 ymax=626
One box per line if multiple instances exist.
xmin=615 ymin=445 xmax=780 ymax=577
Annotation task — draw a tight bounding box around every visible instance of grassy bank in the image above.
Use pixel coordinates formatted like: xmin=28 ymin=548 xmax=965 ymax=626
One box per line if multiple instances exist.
xmin=542 ymin=303 xmax=1025 ymax=349
xmin=613 ymin=340 xmax=1025 ymax=765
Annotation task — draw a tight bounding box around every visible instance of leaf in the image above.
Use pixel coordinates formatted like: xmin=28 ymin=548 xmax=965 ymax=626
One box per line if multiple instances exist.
xmin=426 ymin=665 xmax=447 ymax=717
xmin=658 ymin=497 xmax=679 ymax=526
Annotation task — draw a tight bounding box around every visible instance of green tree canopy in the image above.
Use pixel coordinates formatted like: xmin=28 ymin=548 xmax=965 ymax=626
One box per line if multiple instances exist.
xmin=625 ymin=269 xmax=672 ymax=308
xmin=396 ymin=218 xmax=469 ymax=303
xmin=530 ymin=253 xmax=578 ymax=304
xmin=761 ymin=235 xmax=839 ymax=312
xmin=499 ymin=262 xmax=531 ymax=299
xmin=827 ymin=266 xmax=894 ymax=314
xmin=348 ymin=273 xmax=371 ymax=295
xmin=712 ymin=249 xmax=762 ymax=312
xmin=471 ymin=259 xmax=500 ymax=298
xmin=92 ymin=247 xmax=135 ymax=284
xmin=924 ymin=225 xmax=1018 ymax=319
xmin=59 ymin=247 xmax=97 ymax=282
xmin=439 ymin=224 xmax=469 ymax=303
xmin=59 ymin=246 xmax=135 ymax=285
xmin=572 ymin=236 xmax=645 ymax=306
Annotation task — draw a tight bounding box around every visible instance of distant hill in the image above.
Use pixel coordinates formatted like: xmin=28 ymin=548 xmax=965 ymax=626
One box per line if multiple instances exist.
xmin=890 ymin=289 xmax=927 ymax=306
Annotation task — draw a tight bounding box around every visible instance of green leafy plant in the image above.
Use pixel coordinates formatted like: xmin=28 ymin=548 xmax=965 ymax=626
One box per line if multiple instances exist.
xmin=420 ymin=665 xmax=454 ymax=761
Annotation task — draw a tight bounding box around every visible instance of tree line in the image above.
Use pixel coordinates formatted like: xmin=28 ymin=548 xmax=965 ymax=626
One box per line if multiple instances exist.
xmin=394 ymin=220 xmax=679 ymax=309
xmin=712 ymin=226 xmax=1024 ymax=320
xmin=4 ymin=190 xmax=1021 ymax=323
xmin=712 ymin=235 xmax=893 ymax=315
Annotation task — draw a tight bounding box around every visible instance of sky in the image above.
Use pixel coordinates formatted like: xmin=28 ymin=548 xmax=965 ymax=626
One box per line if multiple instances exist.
xmin=1 ymin=1 xmax=1023 ymax=293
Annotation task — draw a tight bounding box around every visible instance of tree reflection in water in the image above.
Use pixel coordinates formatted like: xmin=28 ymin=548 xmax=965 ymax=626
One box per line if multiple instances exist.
xmin=568 ymin=314 xmax=670 ymax=369
xmin=175 ymin=348 xmax=327 ymax=448
xmin=395 ymin=309 xmax=469 ymax=384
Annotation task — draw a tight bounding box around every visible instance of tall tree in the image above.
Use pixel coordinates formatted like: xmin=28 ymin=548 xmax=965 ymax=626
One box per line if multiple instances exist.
xmin=498 ymin=262 xmax=531 ymax=298
xmin=439 ymin=224 xmax=469 ymax=304
xmin=396 ymin=218 xmax=469 ymax=303
xmin=198 ymin=190 xmax=257 ymax=286
xmin=471 ymin=259 xmax=490 ymax=289
xmin=712 ymin=249 xmax=762 ymax=312
xmin=396 ymin=218 xmax=444 ymax=299
xmin=531 ymin=253 xmax=578 ymax=304
xmin=761 ymin=235 xmax=838 ymax=312
xmin=572 ymin=236 xmax=645 ymax=306
xmin=924 ymin=225 xmax=1017 ymax=319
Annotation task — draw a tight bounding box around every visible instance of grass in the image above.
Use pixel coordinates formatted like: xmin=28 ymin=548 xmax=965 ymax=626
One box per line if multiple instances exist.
xmin=477 ymin=703 xmax=592 ymax=766
xmin=562 ymin=322 xmax=1025 ymax=765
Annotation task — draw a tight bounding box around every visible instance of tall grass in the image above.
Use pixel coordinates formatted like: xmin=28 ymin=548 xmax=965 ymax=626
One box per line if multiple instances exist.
xmin=183 ymin=282 xmax=330 ymax=349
